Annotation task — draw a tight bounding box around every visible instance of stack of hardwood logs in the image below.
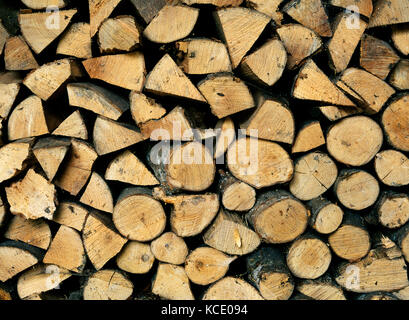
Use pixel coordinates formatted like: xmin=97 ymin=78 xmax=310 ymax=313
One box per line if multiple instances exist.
xmin=1 ymin=0 xmax=409 ymax=301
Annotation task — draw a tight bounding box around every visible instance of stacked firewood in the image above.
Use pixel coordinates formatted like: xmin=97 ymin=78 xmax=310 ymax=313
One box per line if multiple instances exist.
xmin=1 ymin=0 xmax=409 ymax=301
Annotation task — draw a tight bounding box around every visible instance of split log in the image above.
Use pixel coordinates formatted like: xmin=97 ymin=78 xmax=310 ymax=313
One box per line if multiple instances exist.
xmin=276 ymin=24 xmax=322 ymax=69
xmin=204 ymin=209 xmax=260 ymax=255
xmin=80 ymin=172 xmax=114 ymax=213
xmin=130 ymin=92 xmax=166 ymax=126
xmin=43 ymin=225 xmax=86 ymax=273
xmin=390 ymin=60 xmax=409 ymax=90
xmin=52 ymin=110 xmax=88 ymax=140
xmin=330 ymin=0 xmax=373 ymax=18
xmin=82 ymin=211 xmax=127 ymax=270
xmin=389 ymin=224 xmax=409 ymax=263
xmin=21 ymin=0 xmax=66 ymax=9
xmin=213 ymin=7 xmax=271 ymax=68
xmin=198 ymin=73 xmax=255 ymax=118
xmin=391 ymin=24 xmax=409 ymax=56
xmin=129 ymin=0 xmax=167 ymax=24
xmin=151 ymin=232 xmax=188 ymax=265
xmin=227 ymin=137 xmax=294 ymax=189
xmin=53 ymin=202 xmax=89 ymax=232
xmin=177 ymin=39 xmax=231 ymax=75
xmin=394 ymin=286 xmax=409 ymax=300
xmin=368 ymin=0 xmax=409 ymax=28
xmin=220 ymin=171 xmax=256 ymax=211
xmin=240 ymin=38 xmax=287 ymax=86
xmin=319 ymin=105 xmax=361 ymax=122
xmin=0 ymin=20 xmax=8 ymax=56
xmin=327 ymin=115 xmax=383 ymax=166
xmin=4 ymin=36 xmax=38 ymax=71
xmin=116 ymin=241 xmax=155 ymax=274
xmin=57 ymin=23 xmax=92 ymax=59
xmin=289 ymin=151 xmax=338 ymax=201
xmin=0 ymin=81 xmax=20 ymax=119
xmin=246 ymin=0 xmax=283 ymax=25
xmin=307 ymin=197 xmax=343 ymax=235
xmin=145 ymin=54 xmax=206 ymax=102
xmin=185 ymin=247 xmax=236 ymax=286
xmin=152 ymin=263 xmax=194 ymax=300
xmin=214 ymin=117 xmax=235 ymax=160
xmin=374 ymin=192 xmax=409 ymax=229
xmin=143 ymin=5 xmax=199 ymax=44
xmin=6 ymin=169 xmax=57 ymax=220
xmin=246 ymin=247 xmax=294 ymax=300
xmin=283 ymin=0 xmax=332 ymax=37
xmin=374 ymin=150 xmax=409 ymax=187
xmin=89 ymin=0 xmax=121 ymax=37
xmin=153 ymin=188 xmax=219 ymax=237
xmin=19 ymin=10 xmax=77 ymax=54
xmin=360 ymin=34 xmax=400 ymax=80
xmin=328 ymin=212 xmax=371 ymax=261
xmin=247 ymin=190 xmax=309 ymax=244
xmin=83 ymin=270 xmax=133 ymax=300
xmin=113 ymin=188 xmax=166 ymax=241
xmin=0 ymin=139 xmax=33 ymax=183
xmin=296 ymin=275 xmax=346 ymax=300
xmin=203 ymin=277 xmax=263 ymax=300
xmin=286 ymin=234 xmax=332 ymax=280
xmin=98 ymin=16 xmax=141 ymax=53
xmin=382 ymin=94 xmax=409 ymax=152
xmin=7 ymin=95 xmax=49 ymax=141
xmin=292 ymin=121 xmax=325 ymax=153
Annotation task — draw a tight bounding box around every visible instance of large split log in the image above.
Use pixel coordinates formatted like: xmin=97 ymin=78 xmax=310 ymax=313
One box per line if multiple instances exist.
xmin=83 ymin=270 xmax=133 ymax=300
xmin=116 ymin=241 xmax=155 ymax=274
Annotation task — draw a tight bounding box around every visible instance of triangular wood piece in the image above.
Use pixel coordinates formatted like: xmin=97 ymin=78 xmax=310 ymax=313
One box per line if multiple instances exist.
xmin=4 ymin=36 xmax=39 ymax=71
xmin=82 ymin=52 xmax=145 ymax=91
xmin=292 ymin=121 xmax=325 ymax=153
xmin=89 ymin=0 xmax=122 ymax=37
xmin=391 ymin=25 xmax=409 ymax=56
xmin=214 ymin=7 xmax=271 ymax=68
xmin=19 ymin=9 xmax=77 ymax=54
xmin=80 ymin=172 xmax=114 ymax=213
xmin=145 ymin=54 xmax=206 ymax=102
xmin=57 ymin=22 xmax=92 ymax=59
xmin=130 ymin=92 xmax=166 ymax=125
xmin=105 ymin=150 xmax=159 ymax=186
xmin=0 ymin=139 xmax=34 ymax=184
xmin=330 ymin=0 xmax=373 ymax=18
xmin=129 ymin=0 xmax=166 ymax=24
xmin=292 ymin=59 xmax=355 ymax=107
xmin=52 ymin=110 xmax=88 ymax=140
xmin=283 ymin=0 xmax=332 ymax=37
xmin=0 ymin=82 xmax=20 ymax=119
xmin=33 ymin=137 xmax=71 ymax=181
xmin=21 ymin=0 xmax=66 ymax=9
xmin=67 ymin=83 xmax=129 ymax=120
xmin=23 ymin=59 xmax=72 ymax=100
xmin=238 ymin=0 xmax=283 ymax=25
xmin=93 ymin=116 xmax=145 ymax=155
xmin=369 ymin=0 xmax=409 ymax=28
xmin=0 ymin=20 xmax=9 ymax=56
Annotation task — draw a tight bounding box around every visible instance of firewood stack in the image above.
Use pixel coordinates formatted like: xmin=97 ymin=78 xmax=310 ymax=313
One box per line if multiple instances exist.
xmin=1 ymin=0 xmax=409 ymax=301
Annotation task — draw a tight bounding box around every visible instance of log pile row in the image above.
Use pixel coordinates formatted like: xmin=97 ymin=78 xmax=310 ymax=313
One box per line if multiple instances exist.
xmin=0 ymin=0 xmax=409 ymax=300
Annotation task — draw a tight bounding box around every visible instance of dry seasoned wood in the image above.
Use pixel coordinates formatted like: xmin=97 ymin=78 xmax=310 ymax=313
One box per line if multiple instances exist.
xmin=83 ymin=270 xmax=133 ymax=300
xmin=319 ymin=105 xmax=361 ymax=121
xmin=360 ymin=34 xmax=400 ymax=80
xmin=113 ymin=188 xmax=166 ymax=241
xmin=292 ymin=121 xmax=325 ymax=153
xmin=55 ymin=139 xmax=98 ymax=196
xmin=43 ymin=225 xmax=86 ymax=272
xmin=129 ymin=0 xmax=167 ymax=24
xmin=6 ymin=169 xmax=57 ymax=220
xmin=80 ymin=172 xmax=114 ymax=213
xmin=292 ymin=59 xmax=355 ymax=106
xmin=203 ymin=277 xmax=263 ymax=300
xmin=246 ymin=247 xmax=294 ymax=300
xmin=143 ymin=5 xmax=199 ymax=44
xmin=327 ymin=115 xmax=383 ymax=166
xmin=89 ymin=0 xmax=121 ymax=37
xmin=19 ymin=10 xmax=77 ymax=54
xmin=130 ymin=92 xmax=166 ymax=126
xmin=0 ymin=139 xmax=33 ymax=183
xmin=21 ymin=0 xmax=66 ymax=9
xmin=116 ymin=241 xmax=155 ymax=274
xmin=246 ymin=0 xmax=283 ymax=25
xmin=375 ymin=192 xmax=409 ymax=229
xmin=289 ymin=151 xmax=338 ymax=201
xmin=0 ymin=81 xmax=19 ymax=119
xmin=368 ymin=0 xmax=409 ymax=28
xmin=390 ymin=60 xmax=409 ymax=90
xmin=53 ymin=202 xmax=89 ymax=232
xmin=375 ymin=150 xmax=409 ymax=187
xmin=214 ymin=7 xmax=271 ymax=69
xmin=227 ymin=137 xmax=293 ymax=189
xmin=214 ymin=117 xmax=235 ymax=160
xmin=220 ymin=172 xmax=256 ymax=211
xmin=52 ymin=110 xmax=88 ymax=140
xmin=241 ymin=39 xmax=287 ymax=86
xmin=93 ymin=116 xmax=145 ymax=155
xmin=151 ymin=232 xmax=188 ymax=265
xmin=185 ymin=247 xmax=236 ymax=286
xmin=0 ymin=20 xmax=7 ymax=55
xmin=277 ymin=24 xmax=322 ymax=69
xmin=198 ymin=73 xmax=255 ymax=118
xmin=286 ymin=234 xmax=332 ymax=280
xmin=328 ymin=13 xmax=367 ymax=73
xmin=153 ymin=188 xmax=219 ymax=237
xmin=83 ymin=52 xmax=145 ymax=91
xmin=204 ymin=209 xmax=260 ymax=255
xmin=4 ymin=36 xmax=38 ymax=71
xmin=67 ymin=83 xmax=129 ymax=120
xmin=297 ymin=275 xmax=346 ymax=300
xmin=247 ymin=190 xmax=309 ymax=244
xmin=82 ymin=212 xmax=127 ymax=270
xmin=57 ymin=23 xmax=92 ymax=59
xmin=283 ymin=0 xmax=332 ymax=37
xmin=8 ymin=95 xmax=49 ymax=141
xmin=307 ymin=197 xmax=343 ymax=235
xmin=330 ymin=0 xmax=373 ymax=18
xmin=98 ymin=16 xmax=141 ymax=53
xmin=145 ymin=54 xmax=206 ymax=102
xmin=152 ymin=263 xmax=194 ymax=300
xmin=328 ymin=213 xmax=371 ymax=261
xmin=392 ymin=24 xmax=409 ymax=56
xmin=382 ymin=94 xmax=409 ymax=152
